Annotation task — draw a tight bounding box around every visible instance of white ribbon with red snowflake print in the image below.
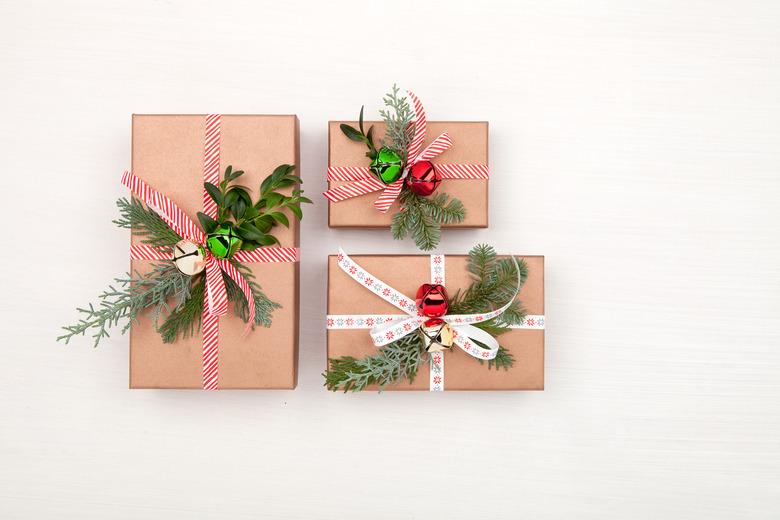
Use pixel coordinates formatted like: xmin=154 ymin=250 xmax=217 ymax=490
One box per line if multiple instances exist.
xmin=326 ymin=249 xmax=545 ymax=391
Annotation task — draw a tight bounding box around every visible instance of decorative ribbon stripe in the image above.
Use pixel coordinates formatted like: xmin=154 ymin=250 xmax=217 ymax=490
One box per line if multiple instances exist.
xmin=326 ymin=314 xmax=546 ymax=330
xmin=130 ymin=244 xmax=172 ymax=260
xmin=124 ymin=114 xmax=299 ymax=390
xmin=323 ymin=91 xmax=490 ymax=212
xmin=329 ymin=249 xmax=543 ymax=391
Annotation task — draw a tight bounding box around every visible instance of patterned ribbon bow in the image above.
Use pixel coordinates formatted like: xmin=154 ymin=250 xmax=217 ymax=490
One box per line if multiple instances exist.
xmin=123 ymin=114 xmax=299 ymax=390
xmin=323 ymin=91 xmax=490 ymax=213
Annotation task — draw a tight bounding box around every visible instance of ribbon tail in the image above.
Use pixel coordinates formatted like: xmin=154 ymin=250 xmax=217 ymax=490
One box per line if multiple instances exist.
xmin=414 ymin=132 xmax=453 ymax=164
xmin=204 ymin=256 xmax=229 ymax=317
xmin=121 ymin=171 xmax=205 ymax=243
xmin=218 ymin=259 xmax=256 ymax=336
xmin=373 ymin=179 xmax=404 ymax=213
xmin=369 ymin=316 xmax=424 ymax=347
xmin=451 ymin=324 xmax=500 ymax=360
xmin=406 ymin=91 xmax=428 ymax=164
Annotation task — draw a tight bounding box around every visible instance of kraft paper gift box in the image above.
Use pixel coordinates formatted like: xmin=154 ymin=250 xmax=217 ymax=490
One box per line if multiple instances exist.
xmin=326 ymin=253 xmax=544 ymax=391
xmin=327 ymin=121 xmax=489 ymax=228
xmin=129 ymin=115 xmax=300 ymax=389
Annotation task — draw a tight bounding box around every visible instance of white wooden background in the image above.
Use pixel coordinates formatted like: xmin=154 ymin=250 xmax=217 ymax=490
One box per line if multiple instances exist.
xmin=1 ymin=1 xmax=778 ymax=518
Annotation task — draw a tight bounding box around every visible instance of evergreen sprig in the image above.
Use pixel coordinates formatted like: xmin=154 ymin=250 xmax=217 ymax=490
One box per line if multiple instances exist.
xmin=379 ymin=84 xmax=414 ymax=159
xmin=325 ymin=333 xmax=424 ymax=392
xmin=197 ymin=164 xmax=311 ymax=250
xmin=58 ymin=262 xmax=191 ymax=347
xmin=392 ymin=189 xmax=466 ymax=250
xmin=225 ymin=260 xmax=281 ymax=327
xmin=325 ymin=244 xmax=529 ymax=391
xmin=114 ymin=197 xmax=182 ymax=246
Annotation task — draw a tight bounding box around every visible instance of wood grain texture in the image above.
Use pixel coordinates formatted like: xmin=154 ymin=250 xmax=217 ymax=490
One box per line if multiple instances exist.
xmin=1 ymin=0 xmax=778 ymax=518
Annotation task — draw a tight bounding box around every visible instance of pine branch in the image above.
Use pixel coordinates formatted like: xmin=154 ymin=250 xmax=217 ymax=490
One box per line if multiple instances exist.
xmin=393 ymin=190 xmax=465 ymax=251
xmin=114 ymin=197 xmax=182 ymax=246
xmin=479 ymin=346 xmax=515 ymax=370
xmin=379 ymin=84 xmax=414 ymax=159
xmin=58 ymin=262 xmax=191 ymax=347
xmin=325 ymin=333 xmax=424 ymax=392
xmin=158 ymin=276 xmax=204 ymax=343
xmin=225 ymin=261 xmax=281 ymax=327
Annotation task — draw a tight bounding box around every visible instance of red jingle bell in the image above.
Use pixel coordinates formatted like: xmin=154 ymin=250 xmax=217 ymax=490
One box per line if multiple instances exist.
xmin=416 ymin=283 xmax=449 ymax=319
xmin=405 ymin=160 xmax=441 ymax=196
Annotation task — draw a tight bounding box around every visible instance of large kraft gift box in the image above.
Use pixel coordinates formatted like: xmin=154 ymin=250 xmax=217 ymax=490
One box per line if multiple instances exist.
xmin=327 ymin=254 xmax=544 ymax=390
xmin=327 ymin=121 xmax=489 ymax=227
xmin=129 ymin=115 xmax=300 ymax=389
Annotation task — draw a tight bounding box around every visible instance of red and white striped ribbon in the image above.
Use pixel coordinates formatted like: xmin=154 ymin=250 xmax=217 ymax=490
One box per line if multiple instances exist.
xmin=327 ymin=249 xmax=539 ymax=391
xmin=322 ymin=91 xmax=490 ymax=212
xmin=124 ymin=114 xmax=299 ymax=390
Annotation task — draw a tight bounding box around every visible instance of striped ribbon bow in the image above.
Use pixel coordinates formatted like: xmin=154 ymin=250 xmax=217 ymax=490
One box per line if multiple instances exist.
xmin=123 ymin=114 xmax=299 ymax=390
xmin=322 ymin=91 xmax=490 ymax=213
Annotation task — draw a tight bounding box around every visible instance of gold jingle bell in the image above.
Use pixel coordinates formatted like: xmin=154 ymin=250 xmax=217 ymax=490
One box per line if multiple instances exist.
xmin=421 ymin=320 xmax=454 ymax=353
xmin=172 ymin=240 xmax=206 ymax=275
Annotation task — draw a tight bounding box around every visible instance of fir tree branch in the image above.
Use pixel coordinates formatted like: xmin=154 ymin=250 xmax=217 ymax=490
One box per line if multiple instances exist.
xmin=225 ymin=261 xmax=281 ymax=327
xmin=325 ymin=333 xmax=424 ymax=392
xmin=58 ymin=262 xmax=191 ymax=347
xmin=392 ymin=190 xmax=466 ymax=251
xmin=114 ymin=197 xmax=182 ymax=246
xmin=158 ymin=276 xmax=204 ymax=343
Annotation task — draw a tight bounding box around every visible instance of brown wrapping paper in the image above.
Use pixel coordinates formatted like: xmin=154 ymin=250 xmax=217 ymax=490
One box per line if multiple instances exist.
xmin=327 ymin=121 xmax=489 ymax=228
xmin=327 ymin=254 xmax=544 ymax=391
xmin=129 ymin=115 xmax=299 ymax=389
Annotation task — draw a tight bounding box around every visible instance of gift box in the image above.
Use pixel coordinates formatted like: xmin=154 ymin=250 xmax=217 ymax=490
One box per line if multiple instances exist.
xmin=129 ymin=114 xmax=300 ymax=389
xmin=326 ymin=252 xmax=544 ymax=391
xmin=327 ymin=120 xmax=489 ymax=228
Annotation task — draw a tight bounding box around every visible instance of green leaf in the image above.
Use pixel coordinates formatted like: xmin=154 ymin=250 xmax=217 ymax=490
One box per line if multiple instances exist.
xmin=224 ymin=189 xmax=239 ymax=209
xmin=261 ymin=192 xmax=285 ymax=209
xmin=366 ymin=125 xmax=375 ymax=149
xmin=340 ymin=124 xmax=365 ymax=143
xmin=287 ymin=204 xmax=303 ymax=220
xmin=196 ymin=212 xmax=218 ymax=233
xmin=237 ymin=223 xmax=267 ymax=241
xmin=358 ymin=105 xmax=364 ymax=134
xmin=268 ymin=212 xmax=289 ymax=228
xmin=204 ymin=182 xmax=222 ymax=206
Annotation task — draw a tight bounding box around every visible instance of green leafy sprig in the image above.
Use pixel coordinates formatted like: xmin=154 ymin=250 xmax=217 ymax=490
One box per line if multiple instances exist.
xmin=340 ymin=106 xmax=378 ymax=160
xmin=197 ymin=164 xmax=311 ymax=251
xmin=61 ymin=164 xmax=307 ymax=347
xmin=325 ymin=244 xmax=528 ymax=391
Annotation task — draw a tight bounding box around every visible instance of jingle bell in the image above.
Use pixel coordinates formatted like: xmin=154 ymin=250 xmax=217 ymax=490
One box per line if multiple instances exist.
xmin=206 ymin=224 xmax=243 ymax=259
xmin=172 ymin=240 xmax=206 ymax=275
xmin=405 ymin=160 xmax=441 ymax=196
xmin=370 ymin=147 xmax=404 ymax=184
xmin=421 ymin=321 xmax=454 ymax=353
xmin=416 ymin=283 xmax=449 ymax=318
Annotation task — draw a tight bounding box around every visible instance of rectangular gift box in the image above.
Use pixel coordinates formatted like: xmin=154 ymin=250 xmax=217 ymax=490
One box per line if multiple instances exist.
xmin=327 ymin=121 xmax=489 ymax=228
xmin=327 ymin=253 xmax=544 ymax=391
xmin=129 ymin=114 xmax=300 ymax=389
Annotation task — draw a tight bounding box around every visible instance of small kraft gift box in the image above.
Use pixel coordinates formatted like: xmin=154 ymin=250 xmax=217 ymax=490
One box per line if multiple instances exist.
xmin=325 ymin=246 xmax=544 ymax=391
xmin=324 ymin=87 xmax=489 ymax=251
xmin=128 ymin=114 xmax=301 ymax=389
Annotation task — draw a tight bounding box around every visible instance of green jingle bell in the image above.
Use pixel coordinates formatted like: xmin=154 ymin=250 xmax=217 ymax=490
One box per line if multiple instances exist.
xmin=370 ymin=147 xmax=404 ymax=184
xmin=206 ymin=224 xmax=243 ymax=259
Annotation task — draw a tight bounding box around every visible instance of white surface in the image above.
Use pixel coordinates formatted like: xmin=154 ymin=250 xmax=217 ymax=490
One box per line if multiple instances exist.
xmin=1 ymin=1 xmax=779 ymax=518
